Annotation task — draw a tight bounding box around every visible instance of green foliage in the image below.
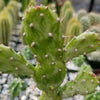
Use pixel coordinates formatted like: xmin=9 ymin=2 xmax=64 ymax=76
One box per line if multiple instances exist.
xmin=9 ymin=78 xmax=27 ymax=99
xmin=22 ymin=46 xmax=33 ymax=60
xmin=73 ymin=55 xmax=85 ymax=67
xmin=85 ymin=91 xmax=100 ymax=100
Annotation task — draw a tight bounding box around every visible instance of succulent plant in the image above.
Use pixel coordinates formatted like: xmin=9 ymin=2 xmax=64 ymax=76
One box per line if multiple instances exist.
xmin=22 ymin=46 xmax=33 ymax=60
xmin=9 ymin=78 xmax=27 ymax=99
xmin=60 ymin=0 xmax=73 ymax=34
xmin=88 ymin=12 xmax=97 ymax=25
xmin=80 ymin=16 xmax=91 ymax=32
xmin=64 ymin=17 xmax=81 ymax=44
xmin=0 ymin=5 xmax=100 ymax=100
xmin=0 ymin=0 xmax=5 ymax=11
xmin=73 ymin=55 xmax=85 ymax=67
xmin=8 ymin=0 xmax=19 ymax=18
xmin=0 ymin=9 xmax=12 ymax=45
xmin=77 ymin=9 xmax=87 ymax=20
xmin=85 ymin=91 xmax=100 ymax=100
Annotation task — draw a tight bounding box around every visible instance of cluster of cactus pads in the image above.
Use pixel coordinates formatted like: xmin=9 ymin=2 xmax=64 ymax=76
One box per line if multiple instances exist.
xmin=0 ymin=3 xmax=100 ymax=99
xmin=0 ymin=0 xmax=19 ymax=45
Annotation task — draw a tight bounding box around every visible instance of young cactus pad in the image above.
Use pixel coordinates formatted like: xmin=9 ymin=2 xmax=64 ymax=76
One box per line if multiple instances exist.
xmin=0 ymin=45 xmax=34 ymax=77
xmin=0 ymin=5 xmax=100 ymax=100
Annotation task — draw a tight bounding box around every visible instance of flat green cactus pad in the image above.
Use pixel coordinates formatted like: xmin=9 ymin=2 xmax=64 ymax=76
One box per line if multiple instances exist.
xmin=63 ymin=71 xmax=98 ymax=97
xmin=64 ymin=32 xmax=100 ymax=62
xmin=24 ymin=6 xmax=66 ymax=91
xmin=0 ymin=45 xmax=34 ymax=77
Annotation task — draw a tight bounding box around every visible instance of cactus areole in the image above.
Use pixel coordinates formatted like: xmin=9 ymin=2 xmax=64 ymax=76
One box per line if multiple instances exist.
xmin=0 ymin=5 xmax=100 ymax=100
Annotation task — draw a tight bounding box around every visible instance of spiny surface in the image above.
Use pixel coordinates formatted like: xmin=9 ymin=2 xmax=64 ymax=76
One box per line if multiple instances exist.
xmin=64 ymin=32 xmax=100 ymax=62
xmin=24 ymin=6 xmax=66 ymax=91
xmin=63 ymin=70 xmax=98 ymax=97
xmin=0 ymin=45 xmax=34 ymax=77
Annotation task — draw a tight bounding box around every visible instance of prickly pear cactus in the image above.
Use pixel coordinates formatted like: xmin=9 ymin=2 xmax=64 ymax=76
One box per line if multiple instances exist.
xmin=23 ymin=5 xmax=100 ymax=100
xmin=0 ymin=5 xmax=100 ymax=100
xmin=62 ymin=69 xmax=98 ymax=98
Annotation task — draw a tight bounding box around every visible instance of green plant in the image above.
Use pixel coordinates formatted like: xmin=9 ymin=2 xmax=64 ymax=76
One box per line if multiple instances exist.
xmin=80 ymin=16 xmax=91 ymax=32
xmin=0 ymin=0 xmax=5 ymax=11
xmin=4 ymin=0 xmax=10 ymax=5
xmin=73 ymin=55 xmax=85 ymax=67
xmin=60 ymin=0 xmax=73 ymax=34
xmin=77 ymin=9 xmax=87 ymax=20
xmin=65 ymin=17 xmax=81 ymax=44
xmin=9 ymin=78 xmax=27 ymax=99
xmin=85 ymin=91 xmax=100 ymax=100
xmin=22 ymin=46 xmax=33 ymax=60
xmin=0 ymin=9 xmax=12 ymax=45
xmin=0 ymin=6 xmax=100 ymax=100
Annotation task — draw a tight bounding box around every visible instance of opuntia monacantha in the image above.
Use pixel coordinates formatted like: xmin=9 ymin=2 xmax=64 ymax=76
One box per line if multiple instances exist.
xmin=0 ymin=5 xmax=100 ymax=100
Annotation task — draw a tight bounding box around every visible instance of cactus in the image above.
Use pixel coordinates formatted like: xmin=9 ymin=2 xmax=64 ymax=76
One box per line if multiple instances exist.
xmin=73 ymin=55 xmax=85 ymax=67
xmin=0 ymin=9 xmax=12 ymax=45
xmin=80 ymin=16 xmax=91 ymax=32
xmin=77 ymin=9 xmax=87 ymax=20
xmin=9 ymin=78 xmax=27 ymax=99
xmin=64 ymin=17 xmax=81 ymax=44
xmin=4 ymin=0 xmax=10 ymax=5
xmin=62 ymin=68 xmax=98 ymax=98
xmin=0 ymin=6 xmax=100 ymax=100
xmin=85 ymin=91 xmax=100 ymax=100
xmin=8 ymin=0 xmax=19 ymax=18
xmin=0 ymin=44 xmax=34 ymax=77
xmin=88 ymin=12 xmax=97 ymax=25
xmin=7 ymin=5 xmax=17 ymax=25
xmin=22 ymin=46 xmax=33 ymax=60
xmin=60 ymin=0 xmax=73 ymax=34
xmin=0 ymin=0 xmax=5 ymax=11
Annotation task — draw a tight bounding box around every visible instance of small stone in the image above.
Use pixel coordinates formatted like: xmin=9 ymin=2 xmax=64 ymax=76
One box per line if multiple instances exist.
xmin=21 ymin=95 xmax=27 ymax=100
